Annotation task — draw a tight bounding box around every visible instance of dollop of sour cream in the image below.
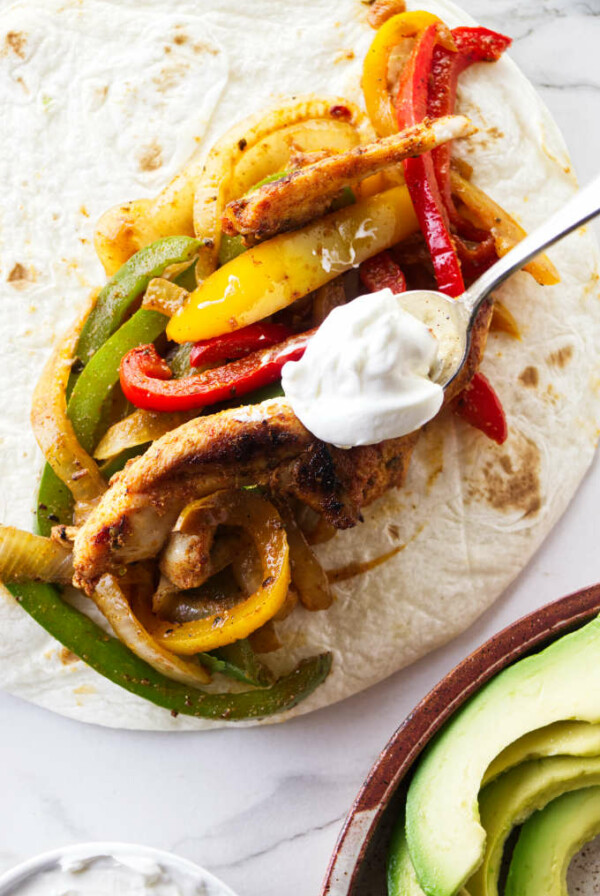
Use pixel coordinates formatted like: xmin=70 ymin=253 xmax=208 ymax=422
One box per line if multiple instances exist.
xmin=7 ymin=853 xmax=226 ymax=896
xmin=281 ymin=288 xmax=444 ymax=448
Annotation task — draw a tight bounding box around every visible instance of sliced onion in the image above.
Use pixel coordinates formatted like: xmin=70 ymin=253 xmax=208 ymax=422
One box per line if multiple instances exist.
xmin=141 ymin=277 xmax=190 ymax=318
xmin=230 ymin=118 xmax=363 ymax=199
xmin=93 ymin=574 xmax=211 ymax=686
xmin=93 ymin=408 xmax=196 ymax=461
xmin=31 ymin=296 xmax=106 ymax=505
xmin=491 ymin=301 xmax=521 ymax=340
xmin=276 ymin=503 xmax=333 ymax=611
xmin=0 ymin=526 xmax=73 ymax=584
xmin=450 ymin=170 xmax=560 ymax=286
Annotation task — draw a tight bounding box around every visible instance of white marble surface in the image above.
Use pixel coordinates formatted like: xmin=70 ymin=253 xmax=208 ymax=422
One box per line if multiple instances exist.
xmin=1 ymin=1 xmax=599 ymax=894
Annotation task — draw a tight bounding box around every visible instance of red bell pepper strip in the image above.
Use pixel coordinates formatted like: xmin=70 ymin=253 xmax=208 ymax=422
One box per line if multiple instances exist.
xmin=428 ymin=27 xmax=512 ymax=228
xmin=395 ymin=24 xmax=465 ymax=298
xmin=190 ymin=322 xmax=293 ymax=368
xmin=453 ymin=371 xmax=508 ymax=444
xmin=359 ymin=251 xmax=406 ymax=295
xmin=120 ymin=330 xmax=313 ymax=412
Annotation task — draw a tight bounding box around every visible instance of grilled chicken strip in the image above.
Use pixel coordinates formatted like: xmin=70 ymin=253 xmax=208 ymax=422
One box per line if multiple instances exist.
xmin=221 ymin=115 xmax=474 ymax=241
xmin=72 ymin=400 xmax=314 ymax=593
xmin=71 ymin=301 xmax=492 ymax=594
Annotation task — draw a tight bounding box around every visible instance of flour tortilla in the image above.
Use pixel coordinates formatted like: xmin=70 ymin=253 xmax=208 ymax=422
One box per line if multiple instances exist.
xmin=0 ymin=0 xmax=598 ymax=730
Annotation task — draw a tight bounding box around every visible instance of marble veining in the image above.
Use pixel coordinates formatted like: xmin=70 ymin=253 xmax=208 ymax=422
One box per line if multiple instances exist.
xmin=0 ymin=2 xmax=599 ymax=895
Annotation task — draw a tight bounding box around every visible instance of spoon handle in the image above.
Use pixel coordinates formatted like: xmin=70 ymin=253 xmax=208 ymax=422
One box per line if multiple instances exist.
xmin=462 ymin=173 xmax=600 ymax=316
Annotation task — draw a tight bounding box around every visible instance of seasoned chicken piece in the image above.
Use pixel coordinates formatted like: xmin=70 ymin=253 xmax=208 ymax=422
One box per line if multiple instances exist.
xmin=222 ymin=115 xmax=474 ymax=241
xmin=72 ymin=302 xmax=492 ymax=594
xmin=72 ymin=400 xmax=314 ymax=593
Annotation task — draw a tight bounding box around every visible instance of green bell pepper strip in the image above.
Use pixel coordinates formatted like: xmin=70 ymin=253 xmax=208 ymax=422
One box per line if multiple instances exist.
xmin=201 ymin=639 xmax=275 ymax=687
xmin=76 ymin=236 xmax=200 ymax=365
xmin=7 ymin=578 xmax=332 ymax=719
xmin=7 ymin=453 xmax=331 ymax=719
xmin=68 ymin=309 xmax=168 ymax=454
xmin=218 ymin=233 xmax=247 ymax=267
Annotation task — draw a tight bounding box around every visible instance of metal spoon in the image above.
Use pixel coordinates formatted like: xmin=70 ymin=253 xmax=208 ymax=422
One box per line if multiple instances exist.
xmin=396 ymin=173 xmax=600 ymax=389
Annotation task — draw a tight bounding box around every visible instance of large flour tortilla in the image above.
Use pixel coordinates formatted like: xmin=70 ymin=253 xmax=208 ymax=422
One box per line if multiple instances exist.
xmin=0 ymin=0 xmax=598 ymax=730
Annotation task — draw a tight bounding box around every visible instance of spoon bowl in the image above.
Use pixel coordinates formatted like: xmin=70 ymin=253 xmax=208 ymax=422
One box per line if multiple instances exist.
xmin=398 ymin=173 xmax=600 ymax=389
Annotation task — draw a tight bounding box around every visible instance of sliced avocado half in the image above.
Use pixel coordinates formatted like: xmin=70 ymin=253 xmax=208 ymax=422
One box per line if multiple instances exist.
xmin=405 ymin=615 xmax=600 ymax=896
xmin=469 ymin=754 xmax=600 ymax=896
xmin=388 ymin=724 xmax=600 ymax=895
xmin=505 ymin=784 xmax=600 ymax=896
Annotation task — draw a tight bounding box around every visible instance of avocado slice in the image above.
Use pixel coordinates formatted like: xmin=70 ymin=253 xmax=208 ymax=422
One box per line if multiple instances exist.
xmin=405 ymin=615 xmax=600 ymax=896
xmin=483 ymin=721 xmax=600 ymax=785
xmin=505 ymin=785 xmax=600 ymax=896
xmin=388 ymin=813 xmax=470 ymax=896
xmin=388 ymin=809 xmax=428 ymax=896
xmin=469 ymin=754 xmax=600 ymax=896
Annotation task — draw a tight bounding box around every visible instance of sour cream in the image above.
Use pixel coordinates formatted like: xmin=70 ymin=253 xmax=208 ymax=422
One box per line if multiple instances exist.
xmin=281 ymin=288 xmax=444 ymax=448
xmin=0 ymin=845 xmax=235 ymax=896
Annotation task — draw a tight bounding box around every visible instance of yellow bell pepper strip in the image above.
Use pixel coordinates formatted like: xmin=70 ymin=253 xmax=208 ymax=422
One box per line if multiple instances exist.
xmin=77 ymin=236 xmax=200 ymax=365
xmin=6 ymin=449 xmax=331 ymax=719
xmin=450 ymin=170 xmax=560 ymax=286
xmin=193 ymin=96 xmax=364 ymax=279
xmin=167 ymin=184 xmax=419 ymax=343
xmin=363 ymin=10 xmax=443 ymax=138
xmin=146 ymin=490 xmax=291 ymax=654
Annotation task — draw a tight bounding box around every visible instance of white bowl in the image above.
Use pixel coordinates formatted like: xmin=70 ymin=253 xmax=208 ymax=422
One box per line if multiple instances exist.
xmin=0 ymin=842 xmax=238 ymax=896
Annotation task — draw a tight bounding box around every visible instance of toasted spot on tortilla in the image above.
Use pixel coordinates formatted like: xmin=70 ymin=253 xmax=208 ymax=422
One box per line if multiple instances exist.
xmin=547 ymin=344 xmax=574 ymax=368
xmin=7 ymin=262 xmax=35 ymax=289
xmin=422 ymin=426 xmax=444 ymax=492
xmin=482 ymin=439 xmax=542 ymax=517
xmin=487 ymin=126 xmax=505 ymax=141
xmin=60 ymin=648 xmax=79 ymax=666
xmin=4 ymin=30 xmax=26 ymax=58
xmin=173 ymin=32 xmax=188 ymax=45
xmin=544 ymin=383 xmax=562 ymax=405
xmin=153 ymin=62 xmax=188 ymax=92
xmin=335 ymin=48 xmax=356 ymax=63
xmin=73 ymin=685 xmax=96 ymax=695
xmin=138 ymin=141 xmax=163 ymax=172
xmin=519 ymin=365 xmax=539 ymax=388
xmin=193 ymin=41 xmax=220 ymax=56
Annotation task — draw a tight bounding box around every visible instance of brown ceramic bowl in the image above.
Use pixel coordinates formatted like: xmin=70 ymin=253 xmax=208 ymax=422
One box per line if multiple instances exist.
xmin=321 ymin=582 xmax=600 ymax=896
